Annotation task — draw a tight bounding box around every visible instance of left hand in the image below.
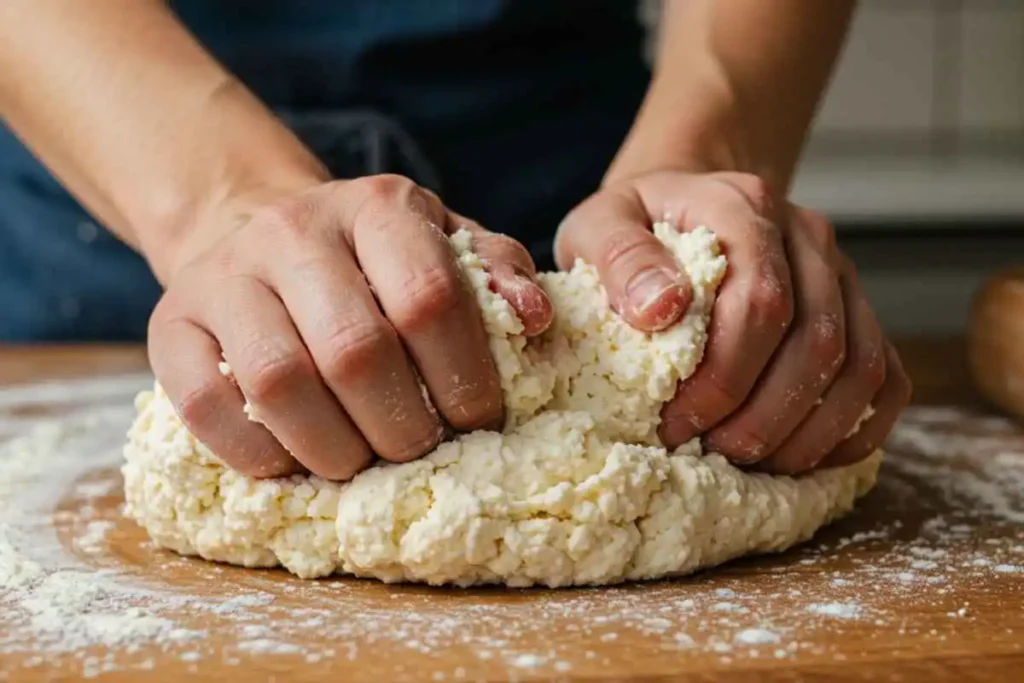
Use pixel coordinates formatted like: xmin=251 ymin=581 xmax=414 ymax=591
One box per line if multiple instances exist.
xmin=555 ymin=170 xmax=912 ymax=474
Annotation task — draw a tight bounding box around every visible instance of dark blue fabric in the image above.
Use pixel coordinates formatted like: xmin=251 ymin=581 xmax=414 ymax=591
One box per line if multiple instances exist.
xmin=0 ymin=0 xmax=648 ymax=341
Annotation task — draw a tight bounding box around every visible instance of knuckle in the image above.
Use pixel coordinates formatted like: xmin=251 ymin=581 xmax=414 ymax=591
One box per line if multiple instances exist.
xmin=855 ymin=344 xmax=887 ymax=393
xmin=239 ymin=449 xmax=302 ymax=479
xmin=244 ymin=349 xmax=313 ymax=404
xmin=384 ymin=429 xmax=442 ymax=464
xmin=805 ymin=312 xmax=847 ymax=376
xmin=175 ymin=378 xmax=224 ymax=432
xmin=358 ymin=173 xmax=417 ymax=205
xmin=707 ymin=423 xmax=772 ymax=463
xmin=764 ymin=452 xmax=815 ymax=476
xmin=390 ymin=267 xmax=464 ymax=334
xmin=439 ymin=379 xmax=503 ymax=432
xmin=699 ymin=372 xmax=746 ymax=419
xmin=319 ymin=318 xmax=393 ymax=384
xmin=316 ymin=449 xmax=374 ymax=482
xmin=746 ymin=273 xmax=795 ymax=332
xmin=149 ymin=293 xmax=195 ymax=335
xmin=600 ymin=230 xmax=660 ymax=273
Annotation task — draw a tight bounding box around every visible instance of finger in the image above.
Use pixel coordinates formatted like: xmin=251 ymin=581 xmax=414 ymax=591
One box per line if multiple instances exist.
xmin=349 ymin=182 xmax=504 ymax=432
xmin=147 ymin=307 xmax=301 ymax=479
xmin=554 ymin=185 xmax=693 ymax=332
xmin=697 ymin=211 xmax=846 ymax=464
xmin=201 ymin=277 xmax=376 ymax=480
xmin=269 ymin=247 xmax=444 ymax=465
xmin=755 ymin=259 xmax=886 ymax=474
xmin=818 ymin=341 xmax=913 ymax=469
xmin=655 ymin=179 xmax=794 ymax=446
xmin=448 ymin=211 xmax=553 ymax=337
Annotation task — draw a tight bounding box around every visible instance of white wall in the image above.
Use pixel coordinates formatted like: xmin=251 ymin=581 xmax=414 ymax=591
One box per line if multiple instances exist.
xmin=795 ymin=0 xmax=1024 ymax=223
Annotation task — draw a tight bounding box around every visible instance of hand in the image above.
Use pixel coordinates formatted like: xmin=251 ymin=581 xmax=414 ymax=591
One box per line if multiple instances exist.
xmin=556 ymin=170 xmax=911 ymax=474
xmin=147 ymin=174 xmax=553 ymax=480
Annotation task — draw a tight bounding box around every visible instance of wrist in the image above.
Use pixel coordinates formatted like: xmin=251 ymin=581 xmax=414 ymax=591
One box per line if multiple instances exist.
xmin=140 ymin=163 xmax=329 ymax=285
xmin=160 ymin=167 xmax=330 ymax=283
xmin=603 ymin=71 xmax=787 ymax=192
xmin=133 ymin=80 xmax=331 ymax=283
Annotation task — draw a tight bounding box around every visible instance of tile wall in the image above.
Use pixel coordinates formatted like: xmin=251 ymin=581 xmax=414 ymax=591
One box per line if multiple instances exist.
xmin=796 ymin=0 xmax=1024 ymax=222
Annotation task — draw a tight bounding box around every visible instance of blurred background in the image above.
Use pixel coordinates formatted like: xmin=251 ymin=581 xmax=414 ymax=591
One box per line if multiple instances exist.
xmin=645 ymin=0 xmax=1024 ymax=337
xmin=793 ymin=0 xmax=1024 ymax=337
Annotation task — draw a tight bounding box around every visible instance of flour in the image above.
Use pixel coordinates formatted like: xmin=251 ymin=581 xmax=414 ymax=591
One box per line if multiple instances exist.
xmin=886 ymin=415 xmax=1024 ymax=524
xmin=806 ymin=602 xmax=863 ymax=619
xmin=74 ymin=520 xmax=114 ymax=554
xmin=734 ymin=628 xmax=782 ymax=645
xmin=0 ymin=403 xmax=205 ymax=659
xmin=509 ymin=653 xmax=546 ymax=668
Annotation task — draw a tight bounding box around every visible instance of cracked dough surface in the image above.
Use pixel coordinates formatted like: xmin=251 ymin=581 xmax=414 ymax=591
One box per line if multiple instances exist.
xmin=123 ymin=224 xmax=881 ymax=587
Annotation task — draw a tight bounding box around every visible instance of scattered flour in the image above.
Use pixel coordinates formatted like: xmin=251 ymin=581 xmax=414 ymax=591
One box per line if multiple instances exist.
xmin=734 ymin=628 xmax=782 ymax=645
xmin=2 ymin=369 xmax=1023 ymax=680
xmin=74 ymin=520 xmax=114 ymax=554
xmin=509 ymin=653 xmax=546 ymax=668
xmin=806 ymin=603 xmax=863 ymax=620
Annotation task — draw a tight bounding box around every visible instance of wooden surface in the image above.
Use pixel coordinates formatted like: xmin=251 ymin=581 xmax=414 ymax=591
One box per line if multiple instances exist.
xmin=1 ymin=341 xmax=1022 ymax=682
xmin=969 ymin=268 xmax=1024 ymax=420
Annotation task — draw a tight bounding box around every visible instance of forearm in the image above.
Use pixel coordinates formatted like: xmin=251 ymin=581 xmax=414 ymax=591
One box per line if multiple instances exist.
xmin=0 ymin=0 xmax=328 ymax=282
xmin=606 ymin=0 xmax=855 ymax=193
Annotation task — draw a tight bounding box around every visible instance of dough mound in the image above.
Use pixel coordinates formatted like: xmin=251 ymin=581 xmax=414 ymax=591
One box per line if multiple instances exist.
xmin=123 ymin=224 xmax=881 ymax=587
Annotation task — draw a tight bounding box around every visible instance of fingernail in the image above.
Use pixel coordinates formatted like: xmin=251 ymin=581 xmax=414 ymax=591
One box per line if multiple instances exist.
xmin=491 ymin=270 xmax=553 ymax=336
xmin=625 ymin=268 xmax=685 ymax=320
xmin=513 ymin=275 xmax=554 ymax=336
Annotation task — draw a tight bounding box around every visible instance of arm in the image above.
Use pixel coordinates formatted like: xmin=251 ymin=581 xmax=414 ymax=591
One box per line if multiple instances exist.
xmin=0 ymin=0 xmax=327 ymax=283
xmin=606 ymin=0 xmax=855 ymax=193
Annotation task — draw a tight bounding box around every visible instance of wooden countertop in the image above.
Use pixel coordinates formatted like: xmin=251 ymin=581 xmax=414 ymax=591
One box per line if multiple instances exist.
xmin=0 ymin=340 xmax=1021 ymax=682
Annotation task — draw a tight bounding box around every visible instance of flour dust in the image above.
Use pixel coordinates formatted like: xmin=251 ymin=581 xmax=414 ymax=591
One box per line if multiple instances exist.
xmin=1 ymin=376 xmax=1022 ymax=681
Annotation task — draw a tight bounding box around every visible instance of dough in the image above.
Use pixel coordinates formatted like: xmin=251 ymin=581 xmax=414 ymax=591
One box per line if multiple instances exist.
xmin=123 ymin=224 xmax=881 ymax=587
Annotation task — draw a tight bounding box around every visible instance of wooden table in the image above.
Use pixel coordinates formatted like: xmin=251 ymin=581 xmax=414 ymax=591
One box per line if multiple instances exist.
xmin=0 ymin=340 xmax=1021 ymax=682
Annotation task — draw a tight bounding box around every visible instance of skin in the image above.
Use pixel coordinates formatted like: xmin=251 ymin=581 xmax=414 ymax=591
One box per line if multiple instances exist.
xmin=0 ymin=0 xmax=911 ymax=480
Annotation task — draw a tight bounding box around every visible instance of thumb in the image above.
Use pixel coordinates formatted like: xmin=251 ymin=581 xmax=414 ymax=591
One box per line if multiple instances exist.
xmin=447 ymin=212 xmax=553 ymax=337
xmin=554 ymin=186 xmax=692 ymax=332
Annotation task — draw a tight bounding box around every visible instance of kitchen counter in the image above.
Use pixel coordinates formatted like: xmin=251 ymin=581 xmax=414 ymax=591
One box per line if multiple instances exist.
xmin=0 ymin=340 xmax=1021 ymax=682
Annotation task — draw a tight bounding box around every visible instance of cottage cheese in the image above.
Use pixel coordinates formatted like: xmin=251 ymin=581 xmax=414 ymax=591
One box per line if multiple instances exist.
xmin=122 ymin=224 xmax=881 ymax=587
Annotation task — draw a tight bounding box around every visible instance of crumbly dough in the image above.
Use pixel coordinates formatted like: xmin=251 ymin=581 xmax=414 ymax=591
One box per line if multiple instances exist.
xmin=123 ymin=224 xmax=881 ymax=587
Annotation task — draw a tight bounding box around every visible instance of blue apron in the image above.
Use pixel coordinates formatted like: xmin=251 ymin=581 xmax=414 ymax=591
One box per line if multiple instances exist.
xmin=0 ymin=0 xmax=648 ymax=341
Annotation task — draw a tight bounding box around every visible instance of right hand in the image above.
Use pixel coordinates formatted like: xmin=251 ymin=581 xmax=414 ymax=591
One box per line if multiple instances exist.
xmin=556 ymin=170 xmax=911 ymax=475
xmin=147 ymin=174 xmax=553 ymax=480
